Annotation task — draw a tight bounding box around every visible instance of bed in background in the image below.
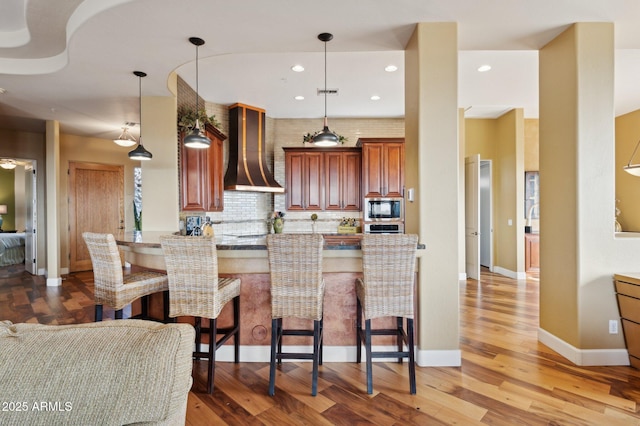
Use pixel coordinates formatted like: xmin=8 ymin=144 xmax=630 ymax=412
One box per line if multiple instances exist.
xmin=0 ymin=233 xmax=25 ymax=266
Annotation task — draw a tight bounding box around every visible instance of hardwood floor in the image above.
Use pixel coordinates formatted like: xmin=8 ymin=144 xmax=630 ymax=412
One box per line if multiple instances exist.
xmin=2 ymin=264 xmax=640 ymax=425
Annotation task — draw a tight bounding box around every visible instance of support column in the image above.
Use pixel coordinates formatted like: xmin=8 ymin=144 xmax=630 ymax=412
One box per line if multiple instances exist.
xmin=45 ymin=120 xmax=61 ymax=286
xmin=405 ymin=22 xmax=461 ymax=366
xmin=139 ymin=90 xmax=179 ymax=231
xmin=539 ymin=23 xmax=626 ymax=365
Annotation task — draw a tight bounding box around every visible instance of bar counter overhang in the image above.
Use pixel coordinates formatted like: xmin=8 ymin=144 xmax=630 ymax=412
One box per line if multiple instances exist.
xmin=115 ymin=231 xmax=425 ymax=363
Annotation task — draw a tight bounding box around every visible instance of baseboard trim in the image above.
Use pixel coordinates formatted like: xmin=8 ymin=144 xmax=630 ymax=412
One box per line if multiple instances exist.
xmin=416 ymin=349 xmax=461 ymax=367
xmin=538 ymin=328 xmax=630 ymax=366
xmin=46 ymin=277 xmax=62 ymax=287
xmin=493 ymin=266 xmax=527 ymax=280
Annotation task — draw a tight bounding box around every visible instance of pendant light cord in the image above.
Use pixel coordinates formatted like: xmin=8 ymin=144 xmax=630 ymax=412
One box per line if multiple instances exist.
xmin=324 ymin=39 xmax=327 ymax=118
xmin=195 ymin=43 xmax=199 ymax=116
xmin=138 ymin=74 xmax=142 ymax=142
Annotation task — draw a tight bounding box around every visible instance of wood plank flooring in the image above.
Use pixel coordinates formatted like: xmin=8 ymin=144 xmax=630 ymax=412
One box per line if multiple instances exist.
xmin=2 ymin=264 xmax=640 ymax=425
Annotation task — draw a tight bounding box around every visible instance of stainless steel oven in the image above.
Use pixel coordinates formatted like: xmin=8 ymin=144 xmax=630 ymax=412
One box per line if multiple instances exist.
xmin=364 ymin=222 xmax=404 ymax=234
xmin=364 ymin=197 xmax=403 ymax=221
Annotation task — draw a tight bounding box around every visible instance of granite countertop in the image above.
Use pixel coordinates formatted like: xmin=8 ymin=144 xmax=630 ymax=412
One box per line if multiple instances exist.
xmin=114 ymin=231 xmax=365 ymax=250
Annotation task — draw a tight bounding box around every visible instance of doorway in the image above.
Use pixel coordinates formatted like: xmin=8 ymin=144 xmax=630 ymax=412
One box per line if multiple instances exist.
xmin=480 ymin=160 xmax=493 ymax=269
xmin=68 ymin=162 xmax=124 ymax=272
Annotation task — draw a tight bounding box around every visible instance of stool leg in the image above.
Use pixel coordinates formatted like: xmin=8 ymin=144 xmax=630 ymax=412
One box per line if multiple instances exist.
xmin=141 ymin=295 xmax=149 ymax=320
xmin=268 ymin=318 xmax=279 ymax=396
xmin=408 ymin=318 xmax=416 ymax=394
xmin=365 ymin=318 xmax=373 ymax=394
xmin=319 ymin=317 xmax=324 ymax=366
xmin=397 ymin=316 xmax=404 ymax=363
xmin=95 ymin=305 xmax=103 ymax=322
xmin=194 ymin=317 xmax=202 ymax=359
xmin=233 ymin=295 xmax=240 ymax=363
xmin=207 ymin=318 xmax=217 ymax=394
xmin=163 ymin=290 xmax=171 ymax=323
xmin=277 ymin=318 xmax=283 ymax=365
xmin=356 ymin=297 xmax=362 ymax=363
xmin=312 ymin=319 xmax=321 ymax=396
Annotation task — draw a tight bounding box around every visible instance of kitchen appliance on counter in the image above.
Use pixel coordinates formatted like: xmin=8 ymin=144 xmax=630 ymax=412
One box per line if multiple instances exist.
xmin=363 ymin=197 xmax=404 ymax=234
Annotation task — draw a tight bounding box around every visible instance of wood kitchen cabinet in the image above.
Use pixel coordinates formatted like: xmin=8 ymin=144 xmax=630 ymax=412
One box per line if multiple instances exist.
xmin=284 ymin=147 xmax=361 ymax=211
xmin=285 ymin=150 xmax=323 ymax=211
xmin=180 ymin=123 xmax=226 ymax=212
xmin=357 ymin=138 xmax=404 ymax=198
xmin=525 ymin=233 xmax=540 ymax=272
xmin=324 ymin=150 xmax=361 ymax=211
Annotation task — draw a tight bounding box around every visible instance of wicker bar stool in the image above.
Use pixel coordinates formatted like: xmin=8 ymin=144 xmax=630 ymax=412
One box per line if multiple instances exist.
xmin=266 ymin=233 xmax=325 ymax=396
xmin=83 ymin=232 xmax=169 ymax=322
xmin=356 ymin=233 xmax=419 ymax=394
xmin=160 ymin=235 xmax=240 ymax=394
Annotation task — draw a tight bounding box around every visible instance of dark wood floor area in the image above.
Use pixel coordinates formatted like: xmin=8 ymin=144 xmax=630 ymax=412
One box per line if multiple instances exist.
xmin=2 ymin=264 xmax=640 ymax=425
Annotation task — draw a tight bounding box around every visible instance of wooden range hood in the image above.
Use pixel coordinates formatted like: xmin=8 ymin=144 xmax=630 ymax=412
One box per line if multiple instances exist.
xmin=224 ymin=103 xmax=284 ymax=193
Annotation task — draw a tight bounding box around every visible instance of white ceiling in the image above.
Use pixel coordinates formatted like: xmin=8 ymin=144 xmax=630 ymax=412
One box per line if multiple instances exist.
xmin=1 ymin=0 xmax=640 ymax=139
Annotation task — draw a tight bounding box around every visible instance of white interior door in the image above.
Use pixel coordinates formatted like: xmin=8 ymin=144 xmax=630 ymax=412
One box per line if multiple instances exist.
xmin=480 ymin=161 xmax=493 ymax=269
xmin=24 ymin=163 xmax=37 ymax=275
xmin=465 ymin=154 xmax=480 ymax=280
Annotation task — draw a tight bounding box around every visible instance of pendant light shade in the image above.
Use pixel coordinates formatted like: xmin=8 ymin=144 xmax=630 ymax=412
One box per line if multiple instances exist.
xmin=183 ymin=37 xmax=211 ymax=149
xmin=624 ymin=137 xmax=640 ymax=176
xmin=311 ymin=32 xmax=339 ymax=147
xmin=128 ymin=71 xmax=153 ymax=161
xmin=114 ymin=127 xmax=137 ymax=147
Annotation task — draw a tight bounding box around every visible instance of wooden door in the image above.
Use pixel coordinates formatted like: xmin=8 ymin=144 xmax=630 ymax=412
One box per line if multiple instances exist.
xmin=341 ymin=151 xmax=361 ymax=210
xmin=285 ymin=151 xmax=323 ymax=210
xmin=383 ymin=143 xmax=405 ymax=197
xmin=465 ymin=154 xmax=481 ymax=280
xmin=69 ymin=162 xmax=124 ymax=272
xmin=206 ymin=135 xmax=224 ymax=211
xmin=361 ymin=143 xmax=384 ymax=197
xmin=324 ymin=151 xmax=343 ymax=210
xmin=180 ymin=136 xmax=208 ymax=211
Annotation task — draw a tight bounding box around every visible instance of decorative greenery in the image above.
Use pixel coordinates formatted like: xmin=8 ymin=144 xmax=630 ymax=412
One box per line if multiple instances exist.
xmin=177 ymin=105 xmax=221 ymax=133
xmin=303 ymin=132 xmax=348 ymax=144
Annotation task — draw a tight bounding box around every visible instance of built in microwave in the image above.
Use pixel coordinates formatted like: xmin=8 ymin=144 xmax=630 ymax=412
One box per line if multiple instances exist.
xmin=365 ymin=198 xmax=403 ymax=221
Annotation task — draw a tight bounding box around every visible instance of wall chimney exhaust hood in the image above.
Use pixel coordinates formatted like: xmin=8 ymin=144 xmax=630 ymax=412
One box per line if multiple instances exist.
xmin=224 ymin=103 xmax=284 ymax=193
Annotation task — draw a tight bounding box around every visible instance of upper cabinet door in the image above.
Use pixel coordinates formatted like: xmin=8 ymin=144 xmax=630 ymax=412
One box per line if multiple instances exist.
xmin=285 ymin=150 xmax=323 ymax=210
xmin=324 ymin=150 xmax=361 ymax=211
xmin=180 ymin=125 xmax=227 ymax=212
xmin=359 ymin=138 xmax=404 ymax=198
xmin=383 ymin=142 xmax=405 ymax=198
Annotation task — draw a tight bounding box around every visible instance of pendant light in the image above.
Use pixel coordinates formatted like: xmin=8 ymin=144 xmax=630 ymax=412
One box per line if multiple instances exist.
xmin=311 ymin=32 xmax=339 ymax=147
xmin=183 ymin=37 xmax=211 ymax=149
xmin=113 ymin=127 xmax=137 ymax=147
xmin=624 ymin=137 xmax=640 ymax=176
xmin=128 ymin=71 xmax=153 ymax=161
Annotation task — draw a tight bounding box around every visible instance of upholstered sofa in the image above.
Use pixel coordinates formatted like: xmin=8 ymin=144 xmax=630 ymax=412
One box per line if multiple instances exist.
xmin=0 ymin=319 xmax=194 ymax=426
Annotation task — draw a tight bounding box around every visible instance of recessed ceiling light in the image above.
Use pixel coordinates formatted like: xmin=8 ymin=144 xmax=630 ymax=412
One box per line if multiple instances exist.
xmin=370 ymin=95 xmax=381 ymax=101
xmin=477 ymin=64 xmax=492 ymax=72
xmin=384 ymin=65 xmax=398 ymax=72
xmin=291 ymin=65 xmax=304 ymax=72
xmin=294 ymin=95 xmax=304 ymax=100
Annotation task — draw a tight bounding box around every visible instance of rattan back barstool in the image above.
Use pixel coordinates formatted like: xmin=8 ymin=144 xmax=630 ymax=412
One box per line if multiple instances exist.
xmin=160 ymin=235 xmax=241 ymax=394
xmin=356 ymin=233 xmax=419 ymax=394
xmin=83 ymin=232 xmax=169 ymax=322
xmin=266 ymin=233 xmax=325 ymax=396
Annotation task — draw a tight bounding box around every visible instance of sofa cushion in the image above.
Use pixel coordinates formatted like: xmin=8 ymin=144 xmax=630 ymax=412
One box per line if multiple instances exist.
xmin=0 ymin=319 xmax=194 ymax=426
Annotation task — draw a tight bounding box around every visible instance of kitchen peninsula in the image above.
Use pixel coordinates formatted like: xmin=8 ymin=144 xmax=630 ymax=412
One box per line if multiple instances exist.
xmin=116 ymin=231 xmax=424 ymax=362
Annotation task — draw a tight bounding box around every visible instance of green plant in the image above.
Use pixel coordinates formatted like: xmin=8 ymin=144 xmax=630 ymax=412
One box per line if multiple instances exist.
xmin=177 ymin=105 xmax=221 ymax=133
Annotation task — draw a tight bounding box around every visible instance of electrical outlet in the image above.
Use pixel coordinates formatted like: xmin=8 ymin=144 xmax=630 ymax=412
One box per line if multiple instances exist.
xmin=609 ymin=320 xmax=619 ymax=334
